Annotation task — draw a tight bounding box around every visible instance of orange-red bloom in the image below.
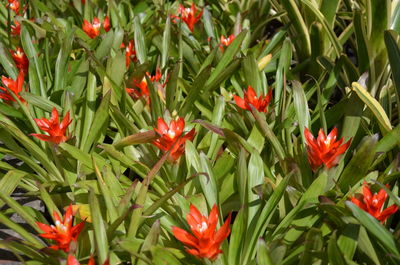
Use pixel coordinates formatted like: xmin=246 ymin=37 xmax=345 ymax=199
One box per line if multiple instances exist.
xmin=304 ymin=127 xmax=351 ymax=171
xmin=172 ymin=204 xmax=231 ymax=260
xmin=233 ymin=85 xmax=273 ymax=112
xmin=36 ymin=205 xmax=85 ymax=253
xmin=31 ymin=107 xmax=72 ymax=144
xmin=0 ymin=71 xmax=26 ymax=102
xmin=350 ymin=182 xmax=398 ymax=223
xmin=11 ymin=20 xmax=21 ymax=36
xmin=67 ymin=255 xmax=109 ymax=265
xmin=126 ymin=69 xmax=164 ymax=105
xmin=82 ymin=16 xmax=110 ymax=39
xmin=11 ymin=47 xmax=29 ymax=73
xmin=7 ymin=0 xmax=20 ymax=14
xmin=219 ymin=34 xmax=235 ymax=52
xmin=152 ymin=117 xmax=195 ymax=162
xmin=121 ymin=40 xmax=136 ymax=67
xmin=172 ymin=3 xmax=203 ymax=32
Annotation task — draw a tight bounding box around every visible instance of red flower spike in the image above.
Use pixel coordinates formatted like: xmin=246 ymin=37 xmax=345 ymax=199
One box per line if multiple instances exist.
xmin=31 ymin=107 xmax=72 ymax=144
xmin=350 ymin=182 xmax=398 ymax=223
xmin=152 ymin=117 xmax=195 ymax=162
xmin=11 ymin=47 xmax=29 ymax=73
xmin=0 ymin=71 xmax=26 ymax=102
xmin=36 ymin=205 xmax=85 ymax=253
xmin=82 ymin=16 xmax=110 ymax=39
xmin=103 ymin=16 xmax=111 ymax=32
xmin=233 ymin=85 xmax=273 ymax=113
xmin=123 ymin=40 xmax=136 ymax=67
xmin=304 ymin=127 xmax=351 ymax=171
xmin=7 ymin=0 xmax=20 ymax=14
xmin=126 ymin=69 xmax=165 ymax=105
xmin=172 ymin=204 xmax=231 ymax=260
xmin=11 ymin=20 xmax=21 ymax=36
xmin=172 ymin=3 xmax=203 ymax=32
xmin=219 ymin=34 xmax=235 ymax=52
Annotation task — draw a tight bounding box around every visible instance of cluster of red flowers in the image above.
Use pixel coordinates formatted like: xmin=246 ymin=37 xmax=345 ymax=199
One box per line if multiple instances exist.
xmin=31 ymin=107 xmax=72 ymax=144
xmin=172 ymin=204 xmax=232 ymax=260
xmin=82 ymin=16 xmax=111 ymax=39
xmin=0 ymin=71 xmax=26 ymax=102
xmin=36 ymin=205 xmax=85 ymax=252
xmin=234 ymin=85 xmax=273 ymax=113
xmin=121 ymin=40 xmax=136 ymax=67
xmin=172 ymin=3 xmax=203 ymax=32
xmin=304 ymin=127 xmax=352 ymax=171
xmin=152 ymin=117 xmax=196 ymax=162
xmin=351 ymin=182 xmax=398 ymax=223
xmin=219 ymin=34 xmax=235 ymax=52
xmin=126 ymin=69 xmax=164 ymax=105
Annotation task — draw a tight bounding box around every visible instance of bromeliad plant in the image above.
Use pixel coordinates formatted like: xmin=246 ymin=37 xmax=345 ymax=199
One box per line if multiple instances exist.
xmin=1 ymin=0 xmax=400 ymax=265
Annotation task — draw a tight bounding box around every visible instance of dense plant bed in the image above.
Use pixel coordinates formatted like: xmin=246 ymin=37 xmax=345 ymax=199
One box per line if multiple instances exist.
xmin=1 ymin=0 xmax=400 ymax=264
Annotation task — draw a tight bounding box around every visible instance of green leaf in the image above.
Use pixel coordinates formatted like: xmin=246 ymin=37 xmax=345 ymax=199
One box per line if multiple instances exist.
xmin=90 ymin=189 xmax=109 ymax=264
xmin=204 ymin=30 xmax=247 ymax=93
xmin=351 ymin=82 xmax=392 ymax=133
xmin=134 ymin=16 xmax=147 ymax=64
xmin=337 ymin=135 xmax=378 ymax=192
xmin=81 ymin=91 xmax=111 ymax=152
xmin=256 ymin=238 xmax=274 ymax=265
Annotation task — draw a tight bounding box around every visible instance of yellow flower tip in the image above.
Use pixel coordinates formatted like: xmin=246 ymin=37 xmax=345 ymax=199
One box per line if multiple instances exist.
xmin=258 ymin=53 xmax=273 ymax=71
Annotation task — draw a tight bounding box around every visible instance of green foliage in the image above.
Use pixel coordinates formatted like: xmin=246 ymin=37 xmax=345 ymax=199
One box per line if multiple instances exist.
xmin=0 ymin=0 xmax=400 ymax=264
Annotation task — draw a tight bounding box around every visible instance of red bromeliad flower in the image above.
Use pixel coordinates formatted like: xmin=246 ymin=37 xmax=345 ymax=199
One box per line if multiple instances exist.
xmin=172 ymin=3 xmax=203 ymax=32
xmin=68 ymin=255 xmax=95 ymax=265
xmin=67 ymin=254 xmax=109 ymax=265
xmin=172 ymin=204 xmax=231 ymax=260
xmin=11 ymin=20 xmax=21 ymax=36
xmin=121 ymin=40 xmax=136 ymax=67
xmin=10 ymin=47 xmax=29 ymax=73
xmin=350 ymin=182 xmax=398 ymax=223
xmin=233 ymin=85 xmax=273 ymax=112
xmin=0 ymin=71 xmax=26 ymax=102
xmin=304 ymin=127 xmax=351 ymax=171
xmin=7 ymin=0 xmax=20 ymax=14
xmin=31 ymin=107 xmax=72 ymax=144
xmin=219 ymin=34 xmax=235 ymax=52
xmin=36 ymin=205 xmax=85 ymax=253
xmin=126 ymin=69 xmax=164 ymax=105
xmin=82 ymin=16 xmax=110 ymax=39
xmin=152 ymin=117 xmax=195 ymax=162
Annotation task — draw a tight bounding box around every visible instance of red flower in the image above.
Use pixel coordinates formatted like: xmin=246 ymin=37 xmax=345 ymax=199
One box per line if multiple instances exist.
xmin=67 ymin=255 xmax=94 ymax=265
xmin=172 ymin=3 xmax=203 ymax=32
xmin=36 ymin=205 xmax=85 ymax=253
xmin=172 ymin=204 xmax=231 ymax=260
xmin=81 ymin=0 xmax=86 ymax=4
xmin=219 ymin=34 xmax=235 ymax=52
xmin=122 ymin=40 xmax=136 ymax=67
xmin=7 ymin=0 xmax=20 ymax=14
xmin=233 ymin=85 xmax=273 ymax=112
xmin=126 ymin=69 xmax=164 ymax=105
xmin=152 ymin=117 xmax=195 ymax=162
xmin=67 ymin=255 xmax=109 ymax=265
xmin=11 ymin=20 xmax=21 ymax=36
xmin=31 ymin=107 xmax=72 ymax=144
xmin=10 ymin=47 xmax=29 ymax=73
xmin=103 ymin=16 xmax=111 ymax=32
xmin=350 ymin=182 xmax=398 ymax=223
xmin=0 ymin=71 xmax=26 ymax=102
xmin=82 ymin=16 xmax=110 ymax=39
xmin=304 ymin=127 xmax=351 ymax=171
